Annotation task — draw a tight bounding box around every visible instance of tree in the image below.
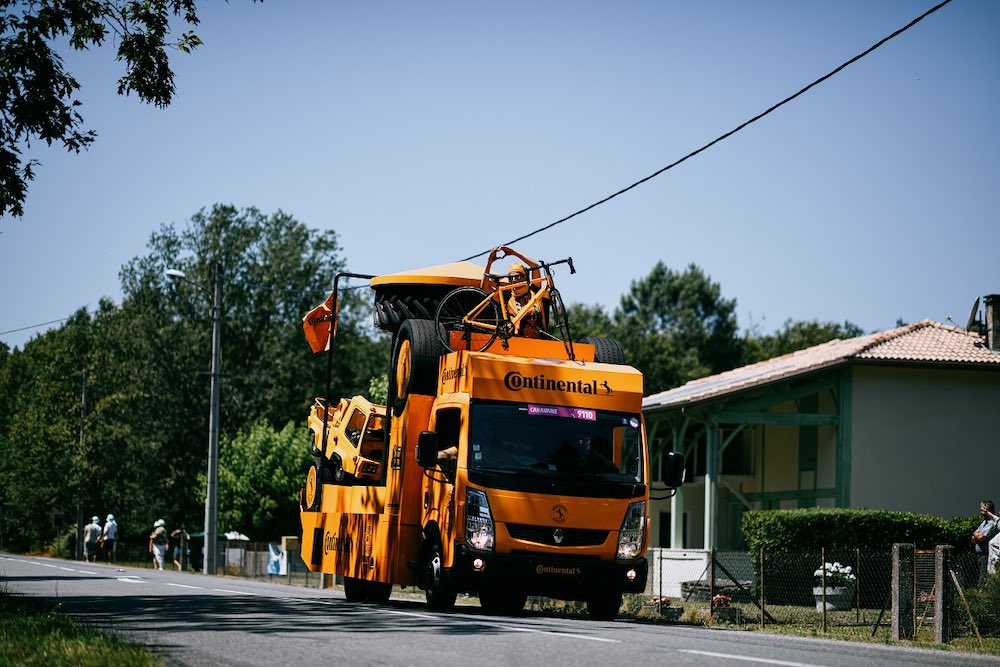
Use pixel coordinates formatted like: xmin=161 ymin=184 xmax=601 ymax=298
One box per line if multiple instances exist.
xmin=0 ymin=0 xmax=227 ymax=217
xmin=614 ymin=262 xmax=741 ymax=393
xmin=741 ymin=318 xmax=865 ymax=365
xmin=217 ymin=420 xmax=310 ymax=540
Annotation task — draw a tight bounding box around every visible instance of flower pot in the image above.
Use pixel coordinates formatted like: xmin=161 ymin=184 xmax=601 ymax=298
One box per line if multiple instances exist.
xmin=712 ymin=606 xmax=741 ymax=623
xmin=813 ymin=585 xmax=854 ymax=612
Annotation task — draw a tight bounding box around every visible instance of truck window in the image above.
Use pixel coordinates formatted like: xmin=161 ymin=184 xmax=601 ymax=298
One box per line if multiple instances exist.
xmin=469 ymin=401 xmax=644 ymax=485
xmin=434 ymin=407 xmax=461 ymax=481
xmin=345 ymin=408 xmax=366 ymax=447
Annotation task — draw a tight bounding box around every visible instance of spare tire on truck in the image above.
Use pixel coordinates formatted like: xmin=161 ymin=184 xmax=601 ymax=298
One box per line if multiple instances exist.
xmin=578 ymin=336 xmax=626 ymax=365
xmin=390 ymin=319 xmax=445 ymax=415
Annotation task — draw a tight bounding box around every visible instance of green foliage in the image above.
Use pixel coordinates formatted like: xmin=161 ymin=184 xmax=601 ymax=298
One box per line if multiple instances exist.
xmin=966 ymin=572 xmax=1000 ymax=635
xmin=0 ymin=0 xmax=212 ymax=216
xmin=0 ymin=204 xmax=389 ymax=550
xmin=741 ymin=318 xmax=864 ymax=365
xmin=367 ymin=374 xmax=388 ymax=405
xmin=217 ymin=421 xmax=310 ymax=541
xmin=742 ymin=508 xmax=975 ymax=554
xmin=0 ymin=589 xmax=160 ymax=666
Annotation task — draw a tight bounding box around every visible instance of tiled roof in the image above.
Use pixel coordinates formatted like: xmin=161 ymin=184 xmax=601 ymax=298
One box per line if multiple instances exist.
xmin=643 ymin=320 xmax=1000 ymax=411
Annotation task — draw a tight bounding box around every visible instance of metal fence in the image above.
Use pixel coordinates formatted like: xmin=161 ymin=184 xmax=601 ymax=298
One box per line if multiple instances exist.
xmin=646 ymin=547 xmax=996 ymax=642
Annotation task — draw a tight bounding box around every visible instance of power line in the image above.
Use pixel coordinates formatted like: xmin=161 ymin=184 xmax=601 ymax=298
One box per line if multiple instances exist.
xmin=462 ymin=0 xmax=953 ymax=262
xmin=0 ymin=317 xmax=72 ymax=337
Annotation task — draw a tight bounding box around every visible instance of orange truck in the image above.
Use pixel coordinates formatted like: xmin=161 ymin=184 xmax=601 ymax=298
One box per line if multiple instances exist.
xmin=299 ymin=247 xmax=684 ymax=619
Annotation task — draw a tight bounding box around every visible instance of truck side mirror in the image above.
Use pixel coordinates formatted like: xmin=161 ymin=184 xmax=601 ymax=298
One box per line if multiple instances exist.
xmin=662 ymin=451 xmax=686 ymax=488
xmin=415 ymin=431 xmax=439 ymax=468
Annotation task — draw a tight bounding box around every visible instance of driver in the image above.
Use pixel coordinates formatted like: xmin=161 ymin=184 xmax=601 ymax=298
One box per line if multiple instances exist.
xmin=506 ymin=263 xmax=542 ymax=338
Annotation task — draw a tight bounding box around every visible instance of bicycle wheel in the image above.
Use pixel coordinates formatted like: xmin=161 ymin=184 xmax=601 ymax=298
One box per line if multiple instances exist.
xmin=548 ymin=288 xmax=571 ymax=339
xmin=434 ymin=286 xmax=500 ymax=352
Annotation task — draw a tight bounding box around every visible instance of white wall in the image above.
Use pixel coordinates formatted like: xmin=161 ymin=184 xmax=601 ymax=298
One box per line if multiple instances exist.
xmin=850 ymin=366 xmax=1000 ymax=520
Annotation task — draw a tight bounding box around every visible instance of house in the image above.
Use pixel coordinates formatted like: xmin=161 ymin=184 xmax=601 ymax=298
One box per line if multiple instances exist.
xmin=642 ymin=295 xmax=1000 ymax=550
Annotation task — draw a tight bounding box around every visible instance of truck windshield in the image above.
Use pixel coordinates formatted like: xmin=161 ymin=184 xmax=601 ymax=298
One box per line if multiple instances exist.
xmin=468 ymin=401 xmax=644 ymax=483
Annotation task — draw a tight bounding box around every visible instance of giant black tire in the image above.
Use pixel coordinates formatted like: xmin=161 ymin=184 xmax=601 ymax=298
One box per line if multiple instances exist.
xmin=373 ymin=286 xmax=458 ymax=332
xmin=389 ymin=319 xmax=445 ymax=415
xmin=578 ymin=336 xmax=626 ymax=365
xmin=434 ymin=286 xmax=500 ymax=352
xmin=422 ymin=540 xmax=457 ymax=612
xmin=586 ymin=590 xmax=623 ymax=621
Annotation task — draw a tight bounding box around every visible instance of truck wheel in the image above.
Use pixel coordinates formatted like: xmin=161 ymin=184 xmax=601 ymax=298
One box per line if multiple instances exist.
xmin=422 ymin=541 xmax=457 ymax=612
xmin=478 ymin=588 xmax=527 ymax=616
xmin=578 ymin=336 xmax=625 ymax=365
xmin=434 ymin=287 xmax=499 ymax=352
xmin=343 ymin=576 xmax=365 ymax=602
xmin=390 ymin=319 xmax=445 ymax=415
xmin=586 ymin=591 xmax=623 ymax=621
xmin=344 ymin=577 xmax=392 ymax=603
xmin=330 ymin=457 xmax=345 ymax=484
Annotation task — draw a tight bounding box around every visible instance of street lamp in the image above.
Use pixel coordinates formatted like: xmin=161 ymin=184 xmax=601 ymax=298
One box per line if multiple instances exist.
xmin=166 ymin=261 xmax=222 ymax=575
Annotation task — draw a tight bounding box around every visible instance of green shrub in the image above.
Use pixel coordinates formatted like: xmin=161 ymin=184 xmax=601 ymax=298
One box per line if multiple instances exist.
xmin=742 ymin=508 xmax=975 ymax=607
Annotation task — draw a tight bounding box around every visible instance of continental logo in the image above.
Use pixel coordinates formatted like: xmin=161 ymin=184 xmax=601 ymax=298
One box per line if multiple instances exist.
xmin=323 ymin=532 xmax=352 ymax=555
xmin=441 ymin=365 xmax=467 ymax=382
xmin=536 ymin=564 xmax=582 ymax=576
xmin=504 ymin=371 xmax=612 ymax=396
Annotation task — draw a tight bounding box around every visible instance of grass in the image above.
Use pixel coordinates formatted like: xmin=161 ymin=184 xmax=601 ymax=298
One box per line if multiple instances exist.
xmin=0 ymin=587 xmax=161 ymax=667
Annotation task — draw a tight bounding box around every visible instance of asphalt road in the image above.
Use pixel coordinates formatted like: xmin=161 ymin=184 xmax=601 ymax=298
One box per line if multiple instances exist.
xmin=2 ymin=553 xmax=995 ymax=667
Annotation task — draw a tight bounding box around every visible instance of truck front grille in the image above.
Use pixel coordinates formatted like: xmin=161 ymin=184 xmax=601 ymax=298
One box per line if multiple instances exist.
xmin=505 ymin=524 xmax=608 ymax=547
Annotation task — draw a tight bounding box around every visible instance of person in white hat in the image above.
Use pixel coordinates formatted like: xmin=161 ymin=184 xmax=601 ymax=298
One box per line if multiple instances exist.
xmin=102 ymin=514 xmax=118 ymax=564
xmin=83 ymin=515 xmax=102 ymax=563
xmin=148 ymin=519 xmax=168 ymax=570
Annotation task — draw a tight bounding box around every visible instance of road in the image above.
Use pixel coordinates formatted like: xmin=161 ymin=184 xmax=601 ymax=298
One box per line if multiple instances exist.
xmin=1 ymin=554 xmax=994 ymax=667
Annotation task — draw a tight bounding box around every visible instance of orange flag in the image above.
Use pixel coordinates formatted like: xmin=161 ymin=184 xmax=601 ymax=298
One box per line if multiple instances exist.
xmin=303 ymin=293 xmax=336 ymax=353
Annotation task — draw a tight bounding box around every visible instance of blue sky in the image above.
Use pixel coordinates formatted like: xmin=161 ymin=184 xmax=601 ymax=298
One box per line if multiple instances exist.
xmin=2 ymin=0 xmax=997 ymax=350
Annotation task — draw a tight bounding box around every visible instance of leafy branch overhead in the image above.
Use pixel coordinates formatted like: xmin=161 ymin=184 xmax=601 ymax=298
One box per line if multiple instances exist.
xmin=0 ymin=0 xmax=211 ymax=217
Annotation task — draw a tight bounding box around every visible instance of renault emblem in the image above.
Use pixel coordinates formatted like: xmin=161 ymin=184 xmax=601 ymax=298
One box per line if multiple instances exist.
xmin=553 ymin=528 xmax=564 ymax=544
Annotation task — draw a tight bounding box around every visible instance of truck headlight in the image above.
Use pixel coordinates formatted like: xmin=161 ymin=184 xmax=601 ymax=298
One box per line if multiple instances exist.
xmin=616 ymin=501 xmax=646 ymax=560
xmin=465 ymin=488 xmax=495 ymax=552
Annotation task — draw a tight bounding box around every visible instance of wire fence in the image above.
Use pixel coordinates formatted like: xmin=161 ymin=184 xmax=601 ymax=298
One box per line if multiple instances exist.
xmin=646 ymin=547 xmax=997 ymax=642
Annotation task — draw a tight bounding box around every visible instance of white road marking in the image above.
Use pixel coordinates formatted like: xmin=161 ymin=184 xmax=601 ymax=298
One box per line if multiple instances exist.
xmin=679 ymin=649 xmax=830 ymax=667
xmin=165 ymin=583 xmax=203 ymax=590
xmin=77 ymin=570 xmax=98 ymax=575
xmin=212 ymin=588 xmax=254 ymax=596
xmin=117 ymin=577 xmax=146 ymax=584
xmin=58 ymin=567 xmax=77 ymax=572
xmin=506 ymin=626 xmax=620 ymax=643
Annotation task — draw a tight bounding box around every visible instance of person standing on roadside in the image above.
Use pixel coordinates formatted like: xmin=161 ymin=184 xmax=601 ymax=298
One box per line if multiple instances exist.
xmin=972 ymin=500 xmax=999 ymax=581
xmin=83 ymin=516 xmax=102 ymax=563
xmin=149 ymin=519 xmax=168 ymax=571
xmin=102 ymin=514 xmax=118 ymax=565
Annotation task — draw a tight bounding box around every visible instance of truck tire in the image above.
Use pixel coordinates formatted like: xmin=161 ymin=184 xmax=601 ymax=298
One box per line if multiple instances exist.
xmin=344 ymin=577 xmax=392 ymax=603
xmin=578 ymin=336 xmax=625 ymax=365
xmin=478 ymin=588 xmax=527 ymax=616
xmin=586 ymin=590 xmax=623 ymax=621
xmin=390 ymin=319 xmax=445 ymax=415
xmin=434 ymin=286 xmax=500 ymax=352
xmin=422 ymin=540 xmax=457 ymax=612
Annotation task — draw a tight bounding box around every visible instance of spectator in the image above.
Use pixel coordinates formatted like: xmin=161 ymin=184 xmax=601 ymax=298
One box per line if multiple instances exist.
xmin=83 ymin=516 xmax=102 ymax=563
xmin=972 ymin=500 xmax=999 ymax=580
xmin=149 ymin=519 xmax=168 ymax=571
xmin=171 ymin=527 xmax=190 ymax=571
xmin=102 ymin=514 xmax=118 ymax=565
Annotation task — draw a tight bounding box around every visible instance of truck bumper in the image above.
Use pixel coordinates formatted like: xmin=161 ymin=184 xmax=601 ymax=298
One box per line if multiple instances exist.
xmin=452 ymin=545 xmax=647 ymax=599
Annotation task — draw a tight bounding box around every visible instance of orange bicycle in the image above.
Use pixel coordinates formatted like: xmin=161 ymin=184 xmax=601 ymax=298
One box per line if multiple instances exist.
xmin=434 ymin=247 xmax=575 ymax=353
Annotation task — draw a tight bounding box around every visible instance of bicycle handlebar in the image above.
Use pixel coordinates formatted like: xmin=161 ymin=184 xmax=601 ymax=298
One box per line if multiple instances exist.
xmin=483 ymin=256 xmax=575 ymax=282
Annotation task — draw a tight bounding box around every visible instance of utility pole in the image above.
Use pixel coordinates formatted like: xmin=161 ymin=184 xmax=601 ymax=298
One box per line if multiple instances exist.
xmin=75 ymin=370 xmax=87 ymax=561
xmin=204 ymin=260 xmax=222 ymax=574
